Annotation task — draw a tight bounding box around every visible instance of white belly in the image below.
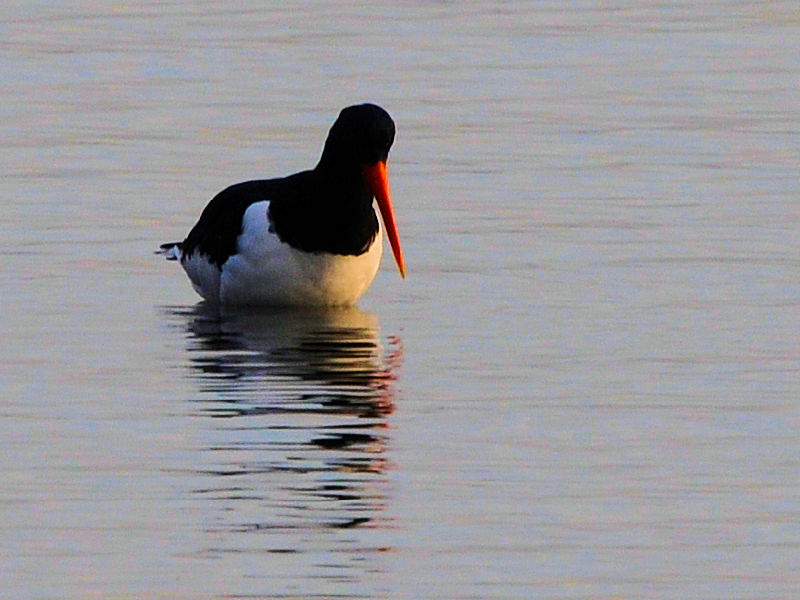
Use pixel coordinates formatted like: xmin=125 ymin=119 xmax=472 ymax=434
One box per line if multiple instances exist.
xmin=183 ymin=201 xmax=383 ymax=306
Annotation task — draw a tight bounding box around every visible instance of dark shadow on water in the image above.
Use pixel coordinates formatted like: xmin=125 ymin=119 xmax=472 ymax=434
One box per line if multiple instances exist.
xmin=159 ymin=303 xmax=402 ymax=573
xmin=168 ymin=303 xmax=400 ymax=422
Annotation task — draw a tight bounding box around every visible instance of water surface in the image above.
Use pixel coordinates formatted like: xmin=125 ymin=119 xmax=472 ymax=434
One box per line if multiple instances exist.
xmin=2 ymin=2 xmax=800 ymax=598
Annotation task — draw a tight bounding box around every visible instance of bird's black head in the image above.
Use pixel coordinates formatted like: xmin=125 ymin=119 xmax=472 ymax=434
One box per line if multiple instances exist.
xmin=318 ymin=103 xmax=396 ymax=169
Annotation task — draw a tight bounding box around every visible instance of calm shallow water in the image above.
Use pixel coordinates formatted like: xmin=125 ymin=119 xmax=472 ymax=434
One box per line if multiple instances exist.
xmin=2 ymin=2 xmax=800 ymax=599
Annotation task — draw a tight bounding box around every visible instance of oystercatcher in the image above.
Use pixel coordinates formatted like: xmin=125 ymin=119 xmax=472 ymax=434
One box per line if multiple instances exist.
xmin=158 ymin=103 xmax=405 ymax=306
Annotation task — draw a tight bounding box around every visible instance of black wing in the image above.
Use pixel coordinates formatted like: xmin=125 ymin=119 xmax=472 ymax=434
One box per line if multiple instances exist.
xmin=180 ymin=178 xmax=287 ymax=268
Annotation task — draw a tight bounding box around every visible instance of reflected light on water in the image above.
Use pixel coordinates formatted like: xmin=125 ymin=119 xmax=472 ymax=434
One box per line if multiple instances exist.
xmin=4 ymin=1 xmax=799 ymax=597
xmin=160 ymin=304 xmax=402 ymax=584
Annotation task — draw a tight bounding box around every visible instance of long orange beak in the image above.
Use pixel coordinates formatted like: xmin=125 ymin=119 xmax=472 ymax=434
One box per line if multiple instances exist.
xmin=364 ymin=160 xmax=405 ymax=278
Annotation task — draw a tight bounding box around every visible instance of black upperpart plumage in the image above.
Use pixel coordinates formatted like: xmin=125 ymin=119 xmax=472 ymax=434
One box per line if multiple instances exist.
xmin=179 ymin=103 xmax=396 ymax=268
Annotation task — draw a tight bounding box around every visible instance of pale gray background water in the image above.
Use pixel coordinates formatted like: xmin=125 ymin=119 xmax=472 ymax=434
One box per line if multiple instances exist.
xmin=2 ymin=2 xmax=799 ymax=599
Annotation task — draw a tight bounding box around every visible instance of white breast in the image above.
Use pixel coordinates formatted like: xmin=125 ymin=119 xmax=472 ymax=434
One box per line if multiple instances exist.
xmin=184 ymin=201 xmax=383 ymax=307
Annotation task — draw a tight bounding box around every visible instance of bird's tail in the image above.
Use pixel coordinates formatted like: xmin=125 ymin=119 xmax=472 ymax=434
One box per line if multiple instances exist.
xmin=156 ymin=242 xmax=183 ymax=261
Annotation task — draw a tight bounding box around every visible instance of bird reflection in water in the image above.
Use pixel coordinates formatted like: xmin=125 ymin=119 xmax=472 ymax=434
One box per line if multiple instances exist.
xmin=163 ymin=303 xmax=402 ymax=558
